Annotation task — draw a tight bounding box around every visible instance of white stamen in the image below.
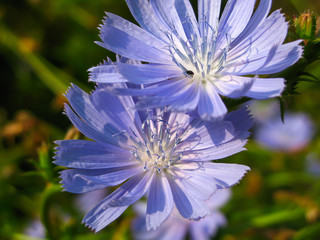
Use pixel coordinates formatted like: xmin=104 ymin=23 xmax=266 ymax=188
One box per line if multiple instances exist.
xmin=167 ymin=19 xmax=232 ymax=85
xmin=130 ymin=111 xmax=186 ymax=172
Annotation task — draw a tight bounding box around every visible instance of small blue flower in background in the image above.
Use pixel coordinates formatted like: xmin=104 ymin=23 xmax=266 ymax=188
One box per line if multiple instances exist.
xmin=250 ymin=100 xmax=314 ymax=152
xmin=132 ymin=189 xmax=231 ymax=240
xmin=24 ymin=220 xmax=46 ymax=239
xmin=89 ymin=0 xmax=303 ymax=120
xmin=255 ymin=112 xmax=313 ymax=152
xmin=54 ymin=84 xmax=252 ymax=232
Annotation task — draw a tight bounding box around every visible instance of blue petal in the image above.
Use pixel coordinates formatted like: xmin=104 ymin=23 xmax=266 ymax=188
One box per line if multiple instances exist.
xmin=125 ymin=0 xmax=170 ymax=41
xmin=135 ymin=97 xmax=175 ymax=110
xmin=217 ymin=0 xmax=256 ymax=49
xmin=190 ymin=211 xmax=226 ymax=240
xmin=167 ymin=81 xmax=201 ymax=112
xmin=179 ymin=108 xmax=253 ymax=161
xmin=182 ymin=135 xmax=249 ymax=162
xmin=198 ymin=0 xmax=221 ymax=36
xmin=133 ymin=214 xmax=187 ymax=240
xmin=174 ymin=0 xmax=200 ymax=41
xmin=253 ymin=42 xmax=303 ymax=74
xmin=150 ymin=0 xmax=188 ymax=41
xmin=180 ymin=121 xmax=235 ymax=149
xmin=117 ymin=62 xmax=182 ymax=84
xmin=88 ymin=63 xmax=127 ymax=83
xmin=168 ymin=177 xmax=210 ymax=220
xmin=108 ymin=78 xmax=187 ymax=98
xmin=197 ymin=83 xmax=227 ymax=120
xmin=146 ymin=79 xmax=188 ymax=97
xmin=204 ymin=162 xmax=250 ymax=189
xmin=108 ymin=83 xmax=169 ymax=96
xmin=83 ymin=170 xmax=153 ymax=232
xmin=227 ymin=41 xmax=303 ymax=75
xmin=85 ymin=205 xmax=127 ymax=233
xmin=165 ymin=112 xmax=194 ymax=139
xmin=228 ymin=10 xmax=288 ymax=60
xmin=64 ymin=104 xmax=114 ymax=144
xmin=97 ymin=17 xmax=170 ymax=64
xmin=135 ymin=81 xmax=192 ymax=109
xmin=65 ymin=85 xmax=117 ymax=144
xmin=146 ymin=172 xmax=173 ymax=230
xmin=91 ymin=87 xmax=144 ymax=139
xmin=176 ymin=170 xmax=218 ymax=200
xmin=180 ymin=126 xmax=250 ymax=162
xmin=224 ymin=107 xmax=254 ymax=131
xmin=105 ymin=13 xmax=167 ymax=50
xmin=207 ymin=189 xmax=231 ymax=209
xmin=214 ymin=75 xmax=254 ymax=98
xmin=231 ymin=0 xmax=272 ymax=48
xmin=54 ymin=140 xmax=134 ymax=169
xmin=60 ymin=165 xmax=142 ymax=193
xmin=65 ymin=85 xmax=141 ymax=145
xmin=135 ymin=81 xmax=201 ymax=112
xmin=245 ymin=77 xmax=285 ymax=99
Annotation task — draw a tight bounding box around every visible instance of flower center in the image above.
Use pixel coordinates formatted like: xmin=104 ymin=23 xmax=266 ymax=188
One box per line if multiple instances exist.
xmin=166 ymin=19 xmax=230 ymax=85
xmin=129 ymin=112 xmax=183 ymax=172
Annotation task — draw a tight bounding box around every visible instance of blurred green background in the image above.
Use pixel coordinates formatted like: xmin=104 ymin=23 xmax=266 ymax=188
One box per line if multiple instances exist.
xmin=1 ymin=0 xmax=320 ymax=239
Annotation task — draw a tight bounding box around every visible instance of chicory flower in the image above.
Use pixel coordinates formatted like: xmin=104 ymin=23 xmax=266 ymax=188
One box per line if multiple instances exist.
xmin=54 ymin=84 xmax=252 ymax=232
xmin=90 ymin=0 xmax=303 ymax=120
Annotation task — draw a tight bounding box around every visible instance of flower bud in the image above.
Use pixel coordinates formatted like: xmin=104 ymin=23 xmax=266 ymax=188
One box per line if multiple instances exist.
xmin=293 ymin=10 xmax=317 ymax=43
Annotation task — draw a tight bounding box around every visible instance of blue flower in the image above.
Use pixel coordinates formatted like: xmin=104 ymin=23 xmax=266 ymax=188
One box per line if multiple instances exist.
xmin=89 ymin=0 xmax=303 ymax=120
xmin=54 ymin=84 xmax=252 ymax=232
xmin=255 ymin=112 xmax=313 ymax=152
xmin=132 ymin=189 xmax=231 ymax=240
xmin=248 ymin=100 xmax=314 ymax=152
xmin=24 ymin=220 xmax=45 ymax=239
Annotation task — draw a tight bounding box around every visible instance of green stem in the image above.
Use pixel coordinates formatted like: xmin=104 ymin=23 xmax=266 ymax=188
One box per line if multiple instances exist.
xmin=40 ymin=184 xmax=62 ymax=240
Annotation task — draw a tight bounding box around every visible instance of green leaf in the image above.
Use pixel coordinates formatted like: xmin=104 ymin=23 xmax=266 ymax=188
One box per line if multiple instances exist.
xmin=293 ymin=222 xmax=320 ymax=240
xmin=252 ymin=208 xmax=305 ymax=227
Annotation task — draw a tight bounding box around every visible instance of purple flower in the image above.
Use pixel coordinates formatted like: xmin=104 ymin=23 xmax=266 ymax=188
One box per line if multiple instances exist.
xmin=54 ymin=84 xmax=252 ymax=232
xmin=132 ymin=189 xmax=231 ymax=240
xmin=89 ymin=0 xmax=303 ymax=120
xmin=24 ymin=220 xmax=45 ymax=239
xmin=255 ymin=112 xmax=313 ymax=152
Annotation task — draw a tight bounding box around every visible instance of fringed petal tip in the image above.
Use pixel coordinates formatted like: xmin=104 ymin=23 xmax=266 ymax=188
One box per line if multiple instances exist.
xmin=53 ymin=140 xmax=62 ymax=147
xmin=215 ymin=166 xmax=251 ymax=190
xmin=82 ymin=221 xmax=97 ymax=233
xmin=94 ymin=41 xmax=105 ymax=49
xmin=63 ymin=83 xmax=83 ymax=100
xmin=225 ymin=106 xmax=254 ymax=131
xmin=61 ymin=102 xmax=73 ymax=117
xmin=234 ymin=166 xmax=251 ymax=185
xmin=296 ymin=42 xmax=304 ymax=58
xmin=58 ymin=175 xmax=67 ymax=192
xmin=97 ymin=14 xmax=110 ymax=33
